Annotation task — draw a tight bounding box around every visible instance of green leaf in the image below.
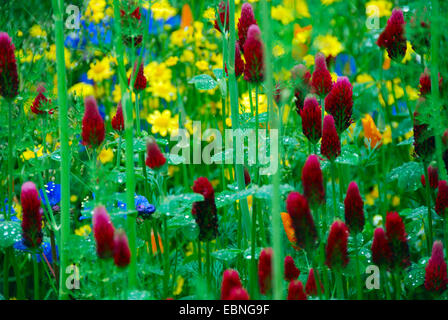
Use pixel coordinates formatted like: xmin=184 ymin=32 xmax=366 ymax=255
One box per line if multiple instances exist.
xmin=336 ymin=145 xmax=359 ymax=166
xmin=0 ymin=220 xmax=22 ymax=250
xmin=188 ymin=74 xmax=218 ymax=91
xmin=211 ymin=248 xmax=242 ymax=262
xmin=167 ymin=153 xmax=186 ymax=165
xmin=387 ymin=161 xmax=422 ymax=191
xmin=213 ymin=68 xmax=224 ymax=80
xmin=404 ymin=259 xmax=428 ymax=289
xmin=215 ymin=187 xmax=257 ymax=208
xmin=255 ymin=184 xmax=294 ymax=200
xmin=158 ymin=193 xmax=204 ymax=215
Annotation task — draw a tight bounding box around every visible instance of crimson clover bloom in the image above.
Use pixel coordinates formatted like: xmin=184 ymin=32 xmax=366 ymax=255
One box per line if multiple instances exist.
xmin=321 ymin=115 xmax=341 ymax=161
xmin=371 ymin=227 xmax=392 ymax=267
xmin=111 ymin=102 xmax=124 ymax=132
xmin=0 ymin=32 xmax=19 ymax=99
xmin=113 ymin=229 xmax=131 ymax=267
xmin=258 ymin=248 xmax=273 ymax=295
xmin=424 ymin=241 xmax=448 ymax=293
xmin=324 ymin=76 xmax=353 ymax=134
xmin=82 ymin=96 xmax=105 ymax=148
xmin=237 ymin=2 xmax=257 ymax=51
xmin=311 ymin=52 xmax=332 ymax=97
xmin=344 ymin=181 xmax=365 ymax=233
xmin=301 ymin=154 xmax=325 ymax=206
xmin=243 ymin=25 xmax=264 ymax=83
xmin=93 ymin=206 xmax=115 ymax=259
xmin=301 ymin=97 xmax=322 ymax=145
xmin=191 ymin=177 xmax=219 ymax=241
xmin=287 ymin=280 xmax=307 ymax=300
xmin=377 ymin=8 xmax=407 ymax=61
xmin=284 ymin=255 xmax=300 ymax=281
xmin=20 ymin=182 xmax=43 ymax=249
xmin=221 ymin=269 xmax=243 ymax=300
xmin=325 ymin=220 xmax=349 ymax=269
xmin=145 ymin=137 xmax=166 ymax=169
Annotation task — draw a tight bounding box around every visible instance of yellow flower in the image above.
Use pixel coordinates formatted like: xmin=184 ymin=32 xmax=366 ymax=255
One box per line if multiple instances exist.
xmin=203 ymin=7 xmax=216 ymax=21
xmin=75 ymin=225 xmax=92 ymax=237
xmin=87 ymin=57 xmax=114 ymax=82
xmin=17 ymin=30 xmax=23 ymax=37
xmin=392 ymin=195 xmax=400 ymax=207
xmin=152 ymin=0 xmax=177 ymax=20
xmin=366 ymin=0 xmax=392 ymax=18
xmin=366 ymin=185 xmax=379 ymax=206
xmin=401 ymin=41 xmax=415 ymax=63
xmin=273 ymin=45 xmax=285 ymax=57
xmin=321 ymin=0 xmax=341 ymax=5
xmin=382 ymin=125 xmax=392 ymax=144
xmin=21 ymin=145 xmax=44 ymax=161
xmin=271 ymin=5 xmax=295 ymax=25
xmin=173 ymin=276 xmax=184 ymax=296
xmin=165 ymin=56 xmax=179 ymax=67
xmin=330 ymin=72 xmax=338 ymax=83
xmin=195 ymin=60 xmax=209 ymax=71
xmin=314 ymin=35 xmax=343 ymax=57
xmin=303 ymin=54 xmax=315 ymax=67
xmin=361 ymin=114 xmax=382 ymax=149
xmin=147 ymin=110 xmax=178 ymax=137
xmin=240 ymin=92 xmax=268 ymax=114
xmin=85 ymin=0 xmax=106 ymax=23
xmin=98 ymin=148 xmax=114 ymax=164
xmin=181 ymin=50 xmax=195 ymax=63
xmin=356 ymin=73 xmax=375 ymax=88
xmin=68 ymin=83 xmax=95 ymax=98
xmin=70 ymin=195 xmax=78 ymax=202
xmin=406 ymin=86 xmax=419 ymax=100
xmin=30 ymin=25 xmax=47 ymax=38
xmin=283 ymin=0 xmax=310 ymax=18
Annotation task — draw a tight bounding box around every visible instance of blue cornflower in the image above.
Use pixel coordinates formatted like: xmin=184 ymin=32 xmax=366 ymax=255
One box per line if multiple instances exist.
xmin=118 ymin=194 xmax=156 ymax=218
xmin=335 ymin=53 xmax=357 ymax=77
xmin=14 ymin=241 xmax=59 ymax=264
xmin=39 ymin=182 xmax=61 ymax=207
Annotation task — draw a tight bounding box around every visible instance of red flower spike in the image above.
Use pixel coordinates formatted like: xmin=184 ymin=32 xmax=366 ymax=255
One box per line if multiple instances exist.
xmin=344 ymin=181 xmax=365 ymax=233
xmin=371 ymin=227 xmax=392 ymax=267
xmin=221 ymin=269 xmax=243 ymax=300
xmin=413 ymin=101 xmax=435 ymax=160
xmin=82 ymin=96 xmax=105 ymax=148
xmin=284 ymin=255 xmax=300 ymax=281
xmin=377 ymin=8 xmax=407 ymax=61
xmin=321 ymin=115 xmax=341 ymax=161
xmin=31 ymin=91 xmax=53 ymax=115
xmin=436 ymin=180 xmax=448 ymax=218
xmin=301 ymin=154 xmax=325 ymax=206
xmin=385 ymin=212 xmax=410 ymax=268
xmin=214 ymin=1 xmax=229 ymax=33
xmin=291 ymin=64 xmax=311 ymax=114
xmin=113 ymin=229 xmax=131 ymax=267
xmin=225 ymin=42 xmax=245 ymax=78
xmin=244 ymin=166 xmax=251 ymax=186
xmin=305 ymin=268 xmax=324 ymax=296
xmin=258 ymin=248 xmax=273 ymax=295
xmin=0 ymin=32 xmax=19 ymax=99
xmin=421 ymin=165 xmax=439 ymax=189
xmin=93 ymin=206 xmax=115 ymax=259
xmin=286 ymin=192 xmax=318 ymax=251
xmin=20 ymin=182 xmax=43 ymax=248
xmin=425 ymin=241 xmax=448 ymax=293
xmin=128 ymin=63 xmax=147 ymax=91
xmin=237 ymin=3 xmax=257 ymax=51
xmin=228 ymin=287 xmax=250 ymax=300
xmin=311 ymin=52 xmax=332 ymax=97
xmin=111 ymin=102 xmax=125 ymax=132
xmin=243 ymin=24 xmax=264 ymax=83
xmin=192 ymin=177 xmax=219 ymax=241
xmin=419 ymin=69 xmax=432 ymax=96
xmin=145 ymin=137 xmax=166 ymax=169
xmin=324 ymin=76 xmax=353 ymax=134
xmin=325 ymin=220 xmax=349 ymax=269
xmin=300 ymin=97 xmax=322 ymax=145
xmin=287 ymin=280 xmax=307 ymax=300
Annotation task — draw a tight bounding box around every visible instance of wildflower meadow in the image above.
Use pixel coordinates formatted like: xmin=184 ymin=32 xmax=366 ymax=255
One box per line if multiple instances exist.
xmin=1 ymin=0 xmax=448 ymax=303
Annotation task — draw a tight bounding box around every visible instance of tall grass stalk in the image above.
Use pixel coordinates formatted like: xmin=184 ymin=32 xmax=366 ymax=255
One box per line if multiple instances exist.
xmin=113 ymin=0 xmax=137 ymax=288
xmin=227 ymin=0 xmax=251 ymax=241
xmin=51 ymin=0 xmax=71 ymax=300
xmin=260 ymin=0 xmax=283 ymax=299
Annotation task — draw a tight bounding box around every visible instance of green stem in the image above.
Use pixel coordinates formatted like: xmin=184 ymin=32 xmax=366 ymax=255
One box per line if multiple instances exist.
xmin=116 ymin=134 xmax=122 ymax=168
xmin=430 ymin=0 xmax=447 ymax=180
xmin=3 ymin=253 xmax=9 ymax=299
xmin=260 ymin=0 xmax=283 ymax=300
xmin=331 ymin=161 xmax=338 ymax=219
xmin=7 ymin=99 xmax=13 ymax=221
xmin=113 ymin=0 xmax=137 ymax=288
xmin=33 ymin=258 xmax=39 ymax=300
xmin=354 ymin=235 xmax=363 ymax=300
xmin=205 ymin=241 xmax=211 ymax=290
xmin=163 ymin=217 xmax=169 ymax=298
xmin=197 ymin=239 xmax=202 ymax=276
xmin=227 ymin=0 xmax=251 ymax=242
xmin=250 ymin=200 xmax=258 ymax=298
xmin=423 ymin=161 xmax=433 ymax=254
xmin=335 ymin=271 xmax=344 ymax=299
xmin=393 ymin=270 xmax=401 ymax=300
xmin=51 ymin=0 xmax=71 ymax=300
